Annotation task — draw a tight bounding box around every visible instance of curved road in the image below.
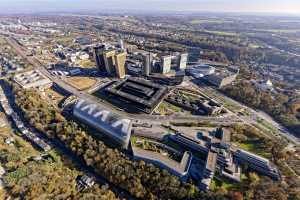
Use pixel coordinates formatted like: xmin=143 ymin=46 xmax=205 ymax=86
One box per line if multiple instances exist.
xmin=6 ymin=36 xmax=299 ymax=146
xmin=6 ymin=37 xmax=242 ymax=124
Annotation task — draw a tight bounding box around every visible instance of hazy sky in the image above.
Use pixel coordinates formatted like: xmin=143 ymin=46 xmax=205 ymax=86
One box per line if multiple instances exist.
xmin=1 ymin=0 xmax=300 ymax=14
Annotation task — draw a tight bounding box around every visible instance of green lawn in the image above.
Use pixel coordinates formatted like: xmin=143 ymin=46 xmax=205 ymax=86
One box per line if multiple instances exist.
xmin=190 ymin=19 xmax=232 ymax=24
xmin=210 ymin=177 xmax=240 ymax=191
xmin=168 ymin=103 xmax=182 ymax=113
xmin=5 ymin=166 xmax=31 ymax=184
xmin=223 ymin=101 xmax=242 ymax=112
xmin=234 ymin=140 xmax=271 ymax=159
xmin=256 ymin=118 xmax=278 ymax=134
xmin=248 ymin=43 xmax=262 ymax=49
xmin=257 ymin=29 xmax=300 ymax=33
xmin=156 ymin=102 xmax=182 ymax=115
xmin=205 ymin=30 xmax=238 ymax=36
xmin=0 ymin=37 xmax=8 ymax=45
xmin=78 ymin=59 xmax=95 ymax=68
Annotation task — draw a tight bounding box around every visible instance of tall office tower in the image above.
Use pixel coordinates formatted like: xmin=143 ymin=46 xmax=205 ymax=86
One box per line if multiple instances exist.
xmin=93 ymin=45 xmax=106 ymax=72
xmin=142 ymin=53 xmax=152 ymax=76
xmin=114 ymin=52 xmax=127 ymax=79
xmin=103 ymin=50 xmax=116 ymax=74
xmin=119 ymin=39 xmax=125 ymax=50
xmin=177 ymin=53 xmax=188 ymax=70
xmin=161 ymin=55 xmax=172 ymax=74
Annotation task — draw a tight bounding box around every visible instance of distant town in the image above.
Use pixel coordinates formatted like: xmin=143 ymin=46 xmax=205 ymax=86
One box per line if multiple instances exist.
xmin=0 ymin=13 xmax=299 ymax=200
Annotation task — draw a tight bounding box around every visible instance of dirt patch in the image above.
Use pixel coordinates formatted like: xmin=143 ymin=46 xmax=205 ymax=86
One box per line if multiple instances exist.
xmin=65 ymin=77 xmax=97 ymax=91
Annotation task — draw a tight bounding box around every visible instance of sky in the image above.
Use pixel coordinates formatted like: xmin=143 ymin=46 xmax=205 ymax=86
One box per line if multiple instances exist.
xmin=1 ymin=0 xmax=300 ymax=14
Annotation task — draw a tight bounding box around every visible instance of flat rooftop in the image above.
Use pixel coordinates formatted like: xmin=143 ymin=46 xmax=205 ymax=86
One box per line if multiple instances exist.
xmin=206 ymin=151 xmax=217 ymax=172
xmin=169 ymin=127 xmax=232 ymax=155
xmin=133 ymin=147 xmax=192 ymax=177
xmin=204 ymin=67 xmax=238 ymax=80
xmin=122 ymin=82 xmax=155 ymax=98
xmin=105 ymin=77 xmax=167 ymax=113
xmin=14 ymin=70 xmax=52 ymax=89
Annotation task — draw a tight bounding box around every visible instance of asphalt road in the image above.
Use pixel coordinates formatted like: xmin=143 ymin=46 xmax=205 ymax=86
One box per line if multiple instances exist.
xmin=6 ymin=36 xmax=299 ymax=146
xmin=6 ymin=37 xmax=242 ymax=124
xmin=5 ymin=38 xmax=137 ymax=200
xmin=189 ymin=79 xmax=300 ymax=145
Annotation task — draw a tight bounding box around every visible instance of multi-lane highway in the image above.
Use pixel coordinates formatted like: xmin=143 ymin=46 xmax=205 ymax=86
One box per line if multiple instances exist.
xmin=4 ymin=37 xmax=138 ymax=200
xmin=189 ymin=76 xmax=300 ymax=145
xmin=6 ymin=37 xmax=242 ymax=123
xmin=6 ymin=36 xmax=300 ymax=146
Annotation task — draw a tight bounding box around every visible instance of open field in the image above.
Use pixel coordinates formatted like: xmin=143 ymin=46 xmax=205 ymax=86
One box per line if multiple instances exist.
xmin=205 ymin=30 xmax=238 ymax=36
xmin=0 ymin=190 xmax=5 ymax=200
xmin=155 ymin=101 xmax=182 ymax=115
xmin=44 ymin=88 xmax=65 ymax=104
xmin=248 ymin=43 xmax=263 ymax=49
xmin=230 ymin=124 xmax=274 ymax=159
xmin=237 ymin=141 xmax=272 ymax=159
xmin=234 ymin=141 xmax=272 ymax=159
xmin=286 ymin=155 xmax=300 ymax=176
xmin=210 ymin=177 xmax=239 ymax=191
xmin=256 ymin=29 xmax=300 ymax=33
xmin=190 ymin=19 xmax=233 ymax=24
xmin=77 ymin=59 xmax=95 ymax=68
xmin=256 ymin=118 xmax=278 ymax=132
xmin=0 ymin=37 xmax=7 ymax=45
xmin=65 ymin=76 xmax=97 ymax=91
xmin=53 ymin=36 xmax=75 ymax=46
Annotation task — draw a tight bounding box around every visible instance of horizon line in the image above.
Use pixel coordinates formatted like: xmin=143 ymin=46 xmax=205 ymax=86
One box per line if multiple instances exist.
xmin=1 ymin=9 xmax=300 ymax=17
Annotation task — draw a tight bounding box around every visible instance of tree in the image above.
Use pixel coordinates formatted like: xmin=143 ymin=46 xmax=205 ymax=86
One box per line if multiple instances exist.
xmin=229 ymin=191 xmax=243 ymax=200
xmin=12 ymin=85 xmax=198 ymax=200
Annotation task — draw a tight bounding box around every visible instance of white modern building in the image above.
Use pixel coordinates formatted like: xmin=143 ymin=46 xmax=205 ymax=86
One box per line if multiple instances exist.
xmin=187 ymin=64 xmax=215 ymax=78
xmin=73 ymin=99 xmax=132 ymax=149
xmin=177 ymin=53 xmax=188 ymax=71
xmin=14 ymin=70 xmax=52 ymax=90
xmin=161 ymin=55 xmax=172 ymax=74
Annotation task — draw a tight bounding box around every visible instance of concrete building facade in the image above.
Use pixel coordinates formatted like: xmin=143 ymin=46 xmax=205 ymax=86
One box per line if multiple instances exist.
xmin=93 ymin=45 xmax=106 ymax=72
xmin=103 ymin=50 xmax=116 ymax=74
xmin=115 ymin=52 xmax=127 ymax=79
xmin=94 ymin=45 xmax=127 ymax=78
xmin=133 ymin=147 xmax=193 ymax=181
xmin=177 ymin=53 xmax=188 ymax=71
xmin=161 ymin=55 xmax=172 ymax=74
xmin=142 ymin=53 xmax=152 ymax=76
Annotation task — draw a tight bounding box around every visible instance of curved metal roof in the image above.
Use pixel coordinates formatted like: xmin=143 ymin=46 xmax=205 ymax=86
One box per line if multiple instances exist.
xmin=73 ymin=99 xmax=132 ymax=147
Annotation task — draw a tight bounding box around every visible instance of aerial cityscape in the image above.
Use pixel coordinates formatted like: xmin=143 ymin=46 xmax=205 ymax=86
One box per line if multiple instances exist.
xmin=0 ymin=0 xmax=299 ymax=200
